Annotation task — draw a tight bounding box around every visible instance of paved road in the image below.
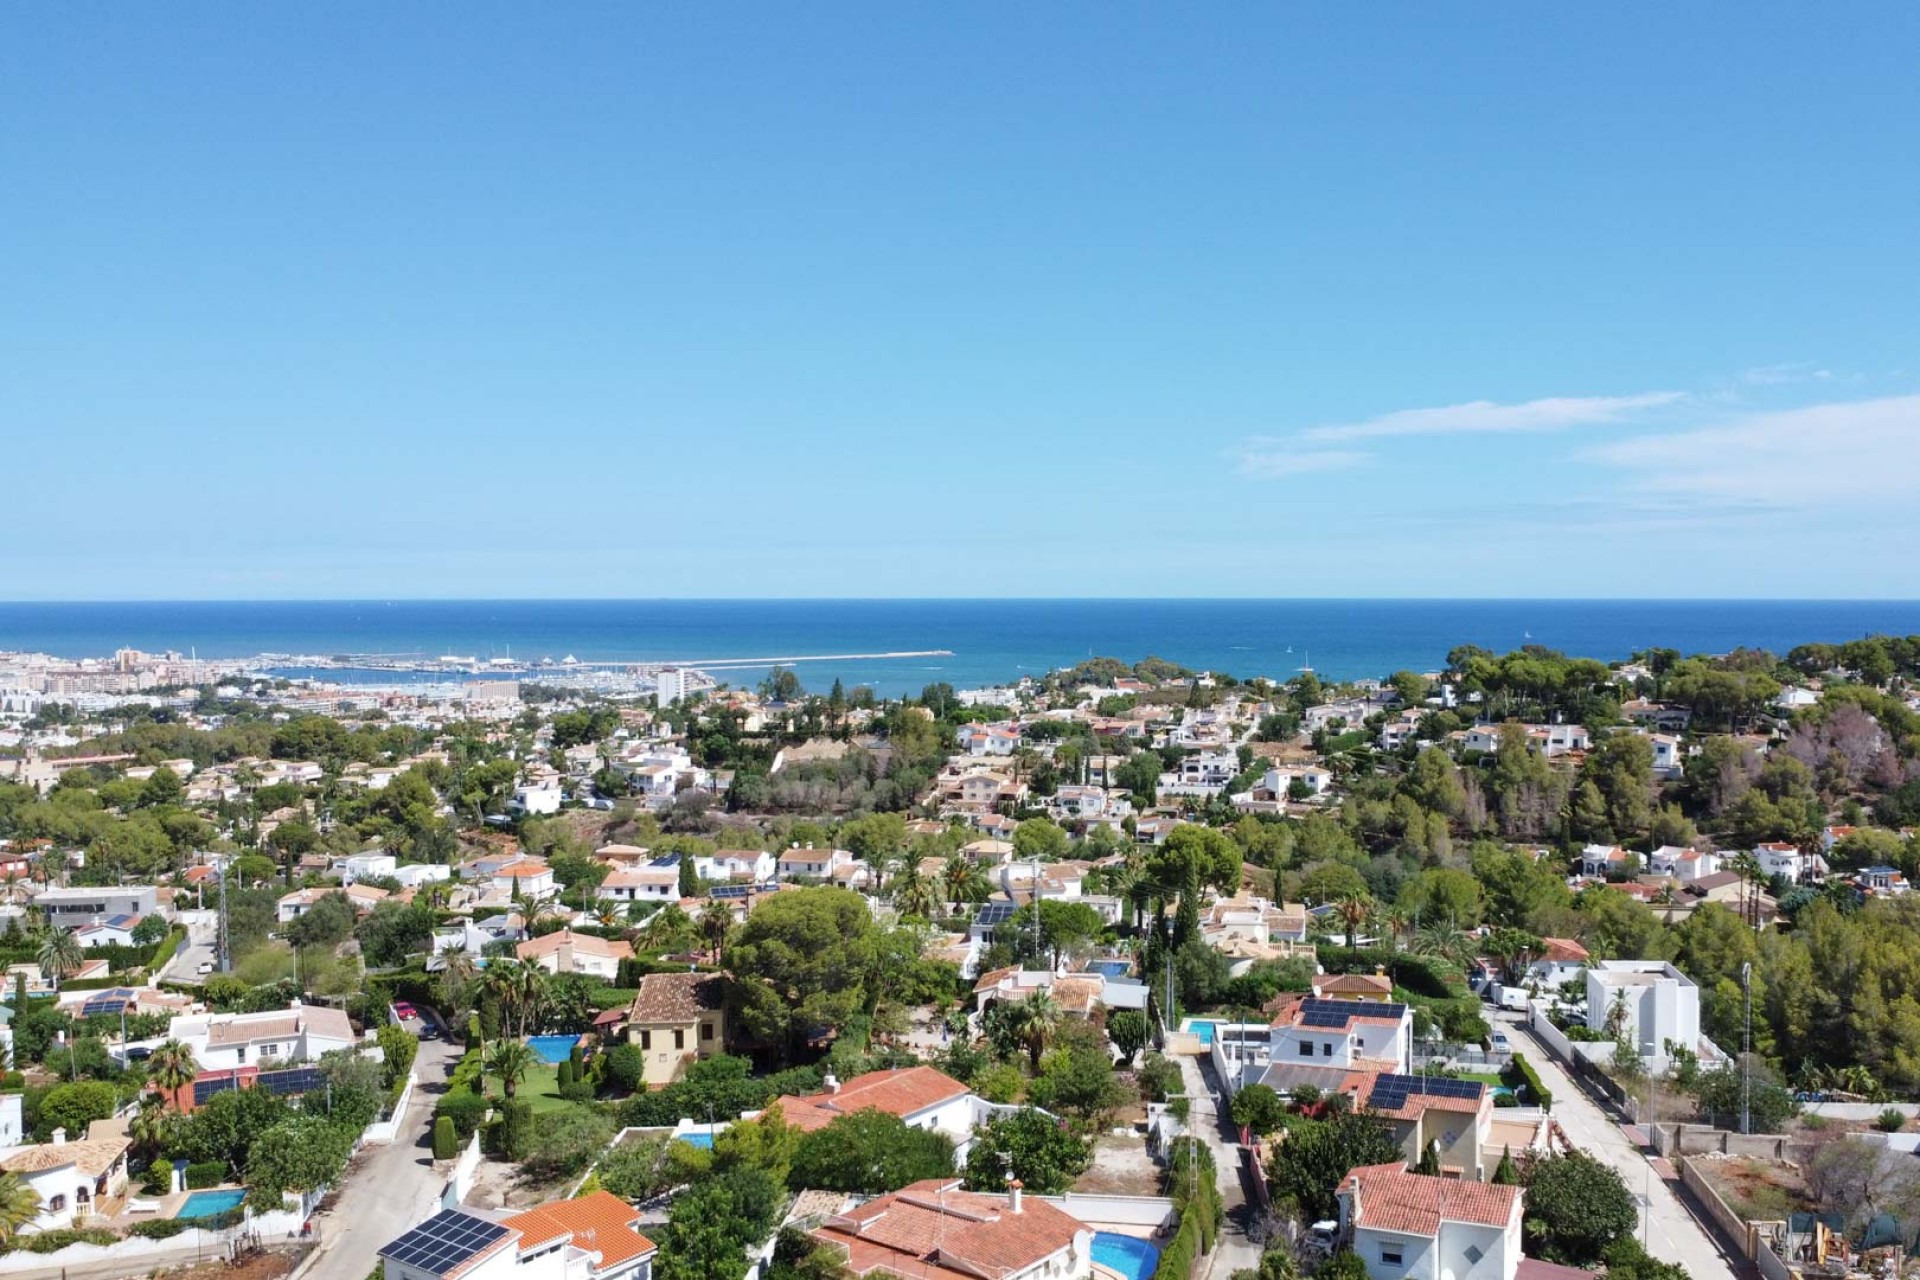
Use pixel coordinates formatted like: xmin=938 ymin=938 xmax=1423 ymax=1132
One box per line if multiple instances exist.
xmin=159 ymin=921 xmax=219 ymax=986
xmin=1503 ymin=1020 xmax=1737 ymax=1280
xmin=1176 ymin=1052 xmax=1266 ymax=1279
xmin=302 ymin=1035 xmax=465 ymax=1280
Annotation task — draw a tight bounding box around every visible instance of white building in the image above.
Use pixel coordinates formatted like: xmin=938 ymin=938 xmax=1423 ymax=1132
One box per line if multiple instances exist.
xmin=771 ymin=1066 xmax=998 ymax=1162
xmin=1268 ymin=996 xmax=1413 ymax=1074
xmin=1337 ymin=1163 xmax=1523 ymax=1280
xmin=597 ymin=865 xmax=681 ymax=907
xmin=516 ymin=929 xmax=633 ymax=980
xmin=777 ymin=846 xmax=857 ymax=881
xmin=694 ymin=849 xmax=776 ymax=884
xmin=167 ymin=1001 xmax=363 ymax=1072
xmin=335 ymin=851 xmax=399 ymax=883
xmin=655 ymin=667 xmax=691 ymax=708
xmin=382 ymin=1194 xmax=656 ymax=1280
xmin=509 ymin=780 xmax=563 ymax=816
xmin=1586 ymin=960 xmax=1701 ymax=1063
xmin=0 ymin=1119 xmax=132 ymax=1232
xmin=956 ymin=724 xmax=1022 ymax=757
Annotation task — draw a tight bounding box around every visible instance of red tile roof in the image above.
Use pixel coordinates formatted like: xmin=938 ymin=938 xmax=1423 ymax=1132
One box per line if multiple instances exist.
xmin=773 ymin=1066 xmax=971 ymax=1133
xmin=503 ymin=1191 xmax=657 ymax=1274
xmin=813 ymin=1179 xmax=1086 ymax=1280
xmin=1343 ymin=1163 xmax=1521 ymax=1233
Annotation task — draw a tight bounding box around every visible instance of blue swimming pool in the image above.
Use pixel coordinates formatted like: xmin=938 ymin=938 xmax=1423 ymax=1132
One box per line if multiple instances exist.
xmin=1186 ymin=1020 xmax=1217 ymax=1046
xmin=675 ymin=1132 xmax=714 ymax=1149
xmin=527 ymin=1035 xmax=580 ymax=1064
xmin=1087 ymin=960 xmax=1132 ymax=979
xmin=177 ymin=1189 xmax=246 ymax=1220
xmin=1093 ymin=1232 xmax=1160 ymax=1280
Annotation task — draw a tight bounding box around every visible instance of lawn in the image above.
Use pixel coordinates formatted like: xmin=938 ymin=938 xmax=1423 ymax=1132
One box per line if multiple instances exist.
xmin=484 ymin=1062 xmax=573 ymax=1115
xmin=1457 ymin=1072 xmax=1505 ymax=1087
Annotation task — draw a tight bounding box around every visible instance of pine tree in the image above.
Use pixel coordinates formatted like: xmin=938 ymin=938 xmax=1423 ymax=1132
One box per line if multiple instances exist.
xmin=1491 ymin=1145 xmax=1519 ymax=1186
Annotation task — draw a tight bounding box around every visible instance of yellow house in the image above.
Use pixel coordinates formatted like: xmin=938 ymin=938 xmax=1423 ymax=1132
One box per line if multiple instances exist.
xmin=625 ymin=971 xmax=728 ymax=1087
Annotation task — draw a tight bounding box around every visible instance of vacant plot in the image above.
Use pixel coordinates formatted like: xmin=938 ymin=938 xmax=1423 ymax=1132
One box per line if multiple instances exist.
xmin=1696 ymin=1155 xmax=1811 ymax=1222
xmin=1072 ymin=1134 xmax=1164 ymax=1197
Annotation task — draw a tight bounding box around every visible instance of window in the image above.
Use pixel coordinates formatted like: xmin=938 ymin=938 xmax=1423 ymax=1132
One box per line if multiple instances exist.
xmin=1464 ymin=1245 xmax=1484 ymax=1266
xmin=1298 ymin=1041 xmax=1314 ymax=1057
xmin=1322 ymin=1043 xmax=1333 ymax=1057
xmin=640 ymin=1030 xmax=652 ymax=1050
xmin=48 ymin=1194 xmax=65 ymax=1211
xmin=701 ymin=1022 xmax=713 ymax=1041
xmin=1380 ymin=1246 xmax=1402 ymax=1266
xmin=674 ymin=1029 xmax=685 ymax=1050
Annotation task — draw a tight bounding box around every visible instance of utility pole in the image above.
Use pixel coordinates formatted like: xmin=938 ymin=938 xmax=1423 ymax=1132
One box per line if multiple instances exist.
xmin=216 ymin=861 xmax=231 ymax=975
xmin=1741 ymin=962 xmax=1753 ymax=1135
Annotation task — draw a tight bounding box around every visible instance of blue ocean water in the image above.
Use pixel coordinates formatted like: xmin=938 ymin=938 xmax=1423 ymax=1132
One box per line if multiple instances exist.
xmin=2 ymin=599 xmax=1919 ymax=697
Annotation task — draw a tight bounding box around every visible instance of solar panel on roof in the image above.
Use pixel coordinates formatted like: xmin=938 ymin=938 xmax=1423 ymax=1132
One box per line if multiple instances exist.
xmin=1366 ymin=1073 xmax=1486 ymax=1110
xmin=709 ymin=884 xmax=750 ymax=900
xmin=1299 ymin=997 xmax=1409 ymax=1028
xmin=976 ymin=902 xmax=1015 ymax=926
xmin=649 ymin=854 xmax=681 ymax=868
xmin=382 ymin=1210 xmax=512 ymax=1277
xmin=194 ymin=1075 xmax=240 ymax=1104
xmin=259 ymin=1066 xmax=324 ymax=1096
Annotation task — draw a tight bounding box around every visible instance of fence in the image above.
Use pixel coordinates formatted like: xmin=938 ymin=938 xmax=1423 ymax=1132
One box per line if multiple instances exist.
xmin=443 ymin=1130 xmax=484 ymax=1211
xmin=1678 ymin=1155 xmax=1788 ymax=1266
xmin=1527 ymin=1010 xmax=1576 ymax=1063
xmin=360 ymin=1070 xmax=417 ymax=1144
xmin=1649 ymin=1124 xmax=1790 ymax=1161
xmin=0 ymin=1206 xmax=310 ymax=1273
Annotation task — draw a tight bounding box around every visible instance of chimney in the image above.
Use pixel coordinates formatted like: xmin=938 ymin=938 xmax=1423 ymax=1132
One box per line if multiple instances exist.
xmin=824 ymin=1073 xmax=840 ymax=1094
xmin=1009 ymin=1179 xmax=1023 ymax=1214
xmin=51 ymin=1127 xmax=66 ymax=1146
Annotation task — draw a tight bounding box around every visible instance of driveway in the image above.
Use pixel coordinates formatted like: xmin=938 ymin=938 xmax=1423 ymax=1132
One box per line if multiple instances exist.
xmin=160 ymin=922 xmax=220 ymax=986
xmin=1502 ymin=1020 xmax=1737 ymax=1280
xmin=1176 ymin=1052 xmax=1266 ymax=1279
xmin=302 ymin=1035 xmax=465 ymax=1280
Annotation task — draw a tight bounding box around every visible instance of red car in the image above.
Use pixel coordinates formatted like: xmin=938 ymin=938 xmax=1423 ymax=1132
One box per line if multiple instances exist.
xmin=392 ymin=1001 xmax=418 ymax=1021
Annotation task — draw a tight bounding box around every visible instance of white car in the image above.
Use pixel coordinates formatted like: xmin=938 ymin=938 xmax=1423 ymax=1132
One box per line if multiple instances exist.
xmin=1489 ymin=1030 xmax=1511 ymax=1053
xmin=196 ymin=961 xmax=215 ymax=975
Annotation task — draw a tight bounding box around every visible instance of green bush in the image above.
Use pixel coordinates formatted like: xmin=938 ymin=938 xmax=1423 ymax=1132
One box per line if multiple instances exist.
xmin=557 ymin=1059 xmax=575 ymax=1090
xmin=184 ymin=1161 xmax=225 ymax=1189
xmin=558 ymin=1080 xmax=595 ymax=1103
xmin=1501 ymin=1054 xmax=1553 ymax=1111
xmin=433 ymin=1116 xmax=460 ymax=1161
xmin=130 ymin=1217 xmax=193 ymax=1239
xmin=22 ymin=1228 xmax=118 ymax=1253
xmin=435 ymin=1089 xmax=491 ymax=1140
xmin=500 ymin=1098 xmax=534 ymax=1161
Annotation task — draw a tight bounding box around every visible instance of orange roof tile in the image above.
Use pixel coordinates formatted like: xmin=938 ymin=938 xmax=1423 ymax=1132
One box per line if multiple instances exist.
xmin=503 ymin=1191 xmax=657 ymax=1274
xmin=813 ymin=1179 xmax=1084 ymax=1280
xmin=772 ymin=1067 xmax=970 ymax=1133
xmin=1344 ymin=1163 xmax=1521 ymax=1233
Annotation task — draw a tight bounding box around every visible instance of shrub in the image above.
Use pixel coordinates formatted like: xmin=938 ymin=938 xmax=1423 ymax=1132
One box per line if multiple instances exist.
xmin=433 ymin=1116 xmax=460 ymax=1160
xmin=184 ymin=1161 xmax=225 ymax=1190
xmin=436 ymin=1089 xmax=492 ymax=1140
xmin=557 ymin=1059 xmax=575 ymax=1090
xmin=499 ymin=1099 xmax=534 ymax=1162
xmin=559 ymin=1080 xmax=596 ymax=1103
xmin=1502 ymin=1053 xmax=1553 ymax=1110
xmin=1876 ymin=1109 xmax=1907 ymax=1133
xmin=130 ymin=1217 xmax=193 ymax=1239
xmin=602 ymin=1044 xmax=644 ymax=1094
xmin=521 ymin=1106 xmax=616 ymax=1180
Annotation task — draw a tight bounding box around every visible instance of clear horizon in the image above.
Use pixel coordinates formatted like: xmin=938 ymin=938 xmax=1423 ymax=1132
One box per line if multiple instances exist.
xmin=6 ymin=7 xmax=1917 ymax=597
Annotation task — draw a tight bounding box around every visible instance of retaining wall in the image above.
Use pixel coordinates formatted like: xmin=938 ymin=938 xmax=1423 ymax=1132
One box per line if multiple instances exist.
xmin=1033 ymin=1193 xmax=1177 ymax=1229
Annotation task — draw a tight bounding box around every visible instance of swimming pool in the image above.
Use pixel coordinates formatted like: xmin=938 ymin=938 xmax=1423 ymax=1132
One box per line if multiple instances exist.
xmin=526 ymin=1035 xmax=580 ymax=1064
xmin=1186 ymin=1020 xmax=1217 ymax=1046
xmin=1087 ymin=960 xmax=1132 ymax=979
xmin=675 ymin=1132 xmax=714 ymax=1149
xmin=177 ymin=1189 xmax=246 ymax=1220
xmin=1092 ymin=1232 xmax=1160 ymax=1280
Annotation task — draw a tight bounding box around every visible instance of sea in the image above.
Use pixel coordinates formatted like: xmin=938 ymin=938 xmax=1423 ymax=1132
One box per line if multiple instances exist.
xmin=3 ymin=600 xmax=1920 ymax=699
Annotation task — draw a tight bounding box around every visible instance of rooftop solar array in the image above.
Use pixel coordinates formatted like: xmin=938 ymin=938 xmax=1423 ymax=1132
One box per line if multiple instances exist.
xmin=1367 ymin=1073 xmax=1484 ymax=1110
xmin=81 ymin=989 xmax=139 ymax=1018
xmin=193 ymin=1074 xmax=240 ymax=1105
xmin=709 ymin=884 xmax=750 ymax=900
xmin=382 ymin=1210 xmax=512 ymax=1277
xmin=649 ymin=854 xmax=681 ymax=868
xmin=259 ymin=1065 xmax=325 ymax=1096
xmin=1298 ymin=997 xmax=1409 ymax=1028
xmin=975 ymin=902 xmax=1016 ymax=928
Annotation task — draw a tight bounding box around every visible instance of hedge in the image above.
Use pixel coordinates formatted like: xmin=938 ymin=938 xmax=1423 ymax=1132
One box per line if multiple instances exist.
xmin=436 ymin=1089 xmax=492 ymax=1140
xmin=1154 ymin=1142 xmax=1219 ymax=1280
xmin=130 ymin=1217 xmax=193 ymax=1239
xmin=433 ymin=1116 xmax=460 ymax=1161
xmin=184 ymin=1161 xmax=225 ymax=1189
xmin=1503 ymin=1053 xmax=1553 ymax=1110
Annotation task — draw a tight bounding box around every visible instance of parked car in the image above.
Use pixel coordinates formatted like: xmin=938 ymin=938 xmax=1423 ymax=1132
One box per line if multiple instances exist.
xmin=418 ymin=1023 xmax=441 ymax=1041
xmin=196 ymin=961 xmax=214 ymax=975
xmin=1489 ymin=1030 xmax=1511 ymax=1053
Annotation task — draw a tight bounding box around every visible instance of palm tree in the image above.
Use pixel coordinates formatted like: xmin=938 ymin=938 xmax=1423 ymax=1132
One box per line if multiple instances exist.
xmin=942 ymin=855 xmax=992 ymax=914
xmin=146 ymin=1038 xmax=199 ymax=1109
xmin=128 ymin=1095 xmax=173 ymax=1159
xmin=1411 ymin=920 xmax=1474 ymax=968
xmin=0 ymin=1172 xmax=40 ymax=1243
xmin=484 ymin=1038 xmax=538 ymax=1100
xmin=1004 ymin=990 xmax=1061 ymax=1073
xmin=697 ymin=902 xmax=733 ymax=966
xmin=638 ymin=905 xmax=696 ymax=956
xmin=1727 ymin=851 xmax=1763 ymax=929
xmin=483 ymin=958 xmax=536 ymax=1040
xmin=1377 ymin=905 xmax=1411 ymax=954
xmin=892 ymin=861 xmax=943 ymax=920
xmin=1332 ymin=892 xmax=1372 ymax=950
xmin=34 ymin=926 xmax=83 ymax=993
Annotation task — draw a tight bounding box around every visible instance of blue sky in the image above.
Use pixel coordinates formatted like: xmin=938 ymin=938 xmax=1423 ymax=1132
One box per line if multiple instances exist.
xmin=4 ymin=5 xmax=1917 ymax=599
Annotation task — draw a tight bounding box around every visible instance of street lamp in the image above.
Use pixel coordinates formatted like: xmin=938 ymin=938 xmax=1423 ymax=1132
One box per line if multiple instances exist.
xmin=1740 ymin=962 xmax=1753 ymax=1135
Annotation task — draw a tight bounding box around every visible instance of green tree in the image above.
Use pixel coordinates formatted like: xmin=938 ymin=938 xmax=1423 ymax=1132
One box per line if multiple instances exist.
xmin=1491 ymin=1146 xmax=1519 ymax=1185
xmin=1107 ymin=1010 xmax=1150 ymax=1067
xmin=1002 ymin=990 xmax=1062 ymax=1073
xmin=245 ymin=1115 xmax=357 ymax=1208
xmin=655 ymin=1168 xmax=783 ymax=1280
xmin=35 ymin=1081 xmax=117 ymax=1141
xmin=522 ymin=1105 xmax=617 ymax=1179
xmin=1012 ymin=818 xmax=1070 ymax=862
xmin=147 ymin=1038 xmax=200 ymax=1110
xmin=34 ymin=926 xmax=83 ymax=992
xmin=355 ymin=900 xmax=434 ymax=967
xmin=964 ymin=1108 xmax=1091 ymax=1195
xmin=485 ymin=1038 xmax=538 ymax=1099
xmin=1265 ymin=1108 xmax=1400 ymax=1222
xmin=727 ymin=888 xmax=883 ymax=1053
xmin=1521 ymin=1152 xmax=1639 ymax=1265
xmin=432 ymin=1115 xmax=458 ymax=1161
xmin=286 ymin=892 xmax=356 ymax=948
xmin=0 ymin=1173 xmax=43 ymax=1242
xmin=788 ymin=1108 xmax=957 ymax=1193
xmin=1229 ymin=1084 xmax=1287 ymax=1137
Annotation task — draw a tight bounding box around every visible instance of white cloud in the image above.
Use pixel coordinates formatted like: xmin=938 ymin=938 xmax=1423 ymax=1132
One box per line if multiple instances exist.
xmin=1742 ymin=362 xmax=1834 ymax=385
xmin=1234 ymin=446 xmax=1370 ymax=479
xmin=1589 ymin=394 xmax=1920 ymax=506
xmin=1298 ymin=391 xmax=1684 ymax=443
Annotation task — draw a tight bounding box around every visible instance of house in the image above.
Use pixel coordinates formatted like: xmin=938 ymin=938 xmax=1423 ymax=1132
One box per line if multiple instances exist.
xmin=624 ymin=971 xmax=728 ymax=1087
xmin=72 ymin=914 xmax=145 ymax=949
xmin=1648 ymin=846 xmax=1721 ymax=883
xmin=489 ymin=859 xmax=557 ymax=900
xmin=1585 ymin=961 xmax=1700 ymax=1064
xmin=1577 ymin=845 xmax=1633 ymax=878
xmin=771 ymin=1066 xmax=988 ymax=1161
xmin=597 ymin=864 xmax=681 ymax=907
xmin=1312 ymin=971 xmax=1395 ymax=1002
xmin=1519 ymin=938 xmax=1589 ymax=990
xmin=693 ymin=849 xmax=776 ymax=884
xmin=1775 ymin=686 xmax=1821 ymax=711
xmin=167 ymin=1001 xmax=362 ymax=1072
xmin=1133 ymin=817 xmax=1184 ymax=846
xmin=956 ymin=724 xmax=1022 ymax=757
xmin=381 ymin=1197 xmax=657 ymax=1280
xmin=0 ymin=1122 xmax=132 ymax=1232
xmin=970 ymin=968 xmax=1150 ymax=1017
xmin=1336 ymin=1163 xmax=1523 ymax=1280
xmin=1622 ymin=700 xmax=1693 ymax=733
xmin=1157 ymin=751 xmax=1240 ymax=798
xmin=1353 ymin=1073 xmax=1495 ymax=1179
xmin=1856 ymin=865 xmax=1911 ymax=897
xmin=31 ymin=885 xmax=159 ymax=932
xmin=1269 ymin=997 xmax=1413 ymax=1072
xmin=335 ymin=851 xmax=399 ymax=884
xmin=1753 ymin=841 xmax=1820 ymax=884
xmin=277 ymin=884 xmax=388 ymax=923
xmin=810 ymin=1179 xmax=1094 ymax=1280
xmin=777 ymin=846 xmax=856 ymax=882
xmin=1048 ymin=786 xmax=1119 ymax=823
xmin=1645 ymin=734 xmax=1684 ymax=779
xmin=1202 ymin=898 xmax=1311 ymax=950
xmin=516 ymin=929 xmax=633 ymax=980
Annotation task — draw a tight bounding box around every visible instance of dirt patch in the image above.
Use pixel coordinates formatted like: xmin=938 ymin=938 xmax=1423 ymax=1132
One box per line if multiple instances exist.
xmin=154 ymin=1247 xmax=305 ymax=1280
xmin=1072 ymin=1134 xmax=1164 ymax=1197
xmin=1696 ymin=1155 xmax=1812 ymax=1221
xmin=461 ymin=1155 xmax=577 ymax=1210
